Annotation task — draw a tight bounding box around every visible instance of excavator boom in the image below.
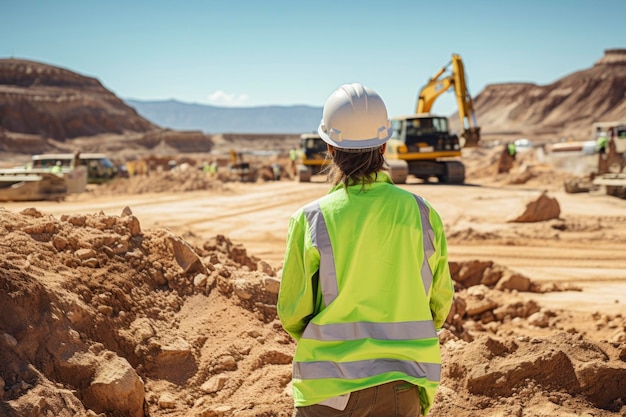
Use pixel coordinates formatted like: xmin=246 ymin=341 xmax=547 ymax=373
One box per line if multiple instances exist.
xmin=416 ymin=54 xmax=480 ymax=147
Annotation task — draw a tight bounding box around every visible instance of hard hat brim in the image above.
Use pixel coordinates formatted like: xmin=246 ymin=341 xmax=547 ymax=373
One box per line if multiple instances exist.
xmin=317 ymin=122 xmax=392 ymax=149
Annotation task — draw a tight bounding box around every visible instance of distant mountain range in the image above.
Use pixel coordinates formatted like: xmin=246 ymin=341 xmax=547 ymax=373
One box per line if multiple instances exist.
xmin=125 ymin=99 xmax=323 ymax=134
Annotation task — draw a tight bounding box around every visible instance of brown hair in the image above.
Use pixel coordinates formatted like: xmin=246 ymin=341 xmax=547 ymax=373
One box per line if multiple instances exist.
xmin=326 ymin=146 xmax=387 ymax=191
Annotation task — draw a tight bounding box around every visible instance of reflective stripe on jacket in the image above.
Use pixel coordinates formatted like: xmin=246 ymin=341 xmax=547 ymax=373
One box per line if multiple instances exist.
xmin=277 ymin=171 xmax=454 ymax=415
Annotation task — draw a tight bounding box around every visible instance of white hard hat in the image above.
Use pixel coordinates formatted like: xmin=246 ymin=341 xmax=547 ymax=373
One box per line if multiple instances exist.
xmin=318 ymin=83 xmax=392 ymax=149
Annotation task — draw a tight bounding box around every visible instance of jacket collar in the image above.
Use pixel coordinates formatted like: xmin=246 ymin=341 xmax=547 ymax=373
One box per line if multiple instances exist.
xmin=328 ymin=171 xmax=394 ymax=194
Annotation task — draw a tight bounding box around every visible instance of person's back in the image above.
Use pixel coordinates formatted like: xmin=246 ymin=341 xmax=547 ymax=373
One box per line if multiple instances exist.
xmin=278 ymin=83 xmax=454 ymax=416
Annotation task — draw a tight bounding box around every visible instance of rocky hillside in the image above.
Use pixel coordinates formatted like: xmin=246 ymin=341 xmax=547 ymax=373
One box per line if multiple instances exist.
xmin=0 ymin=59 xmax=217 ymax=156
xmin=0 ymin=59 xmax=157 ymax=140
xmin=450 ymin=49 xmax=626 ymax=142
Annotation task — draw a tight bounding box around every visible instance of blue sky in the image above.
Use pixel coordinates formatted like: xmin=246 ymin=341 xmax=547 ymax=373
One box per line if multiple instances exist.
xmin=2 ymin=0 xmax=624 ymax=117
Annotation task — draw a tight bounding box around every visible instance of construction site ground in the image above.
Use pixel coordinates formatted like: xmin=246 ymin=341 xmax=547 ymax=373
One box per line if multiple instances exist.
xmin=1 ymin=146 xmax=625 ymax=417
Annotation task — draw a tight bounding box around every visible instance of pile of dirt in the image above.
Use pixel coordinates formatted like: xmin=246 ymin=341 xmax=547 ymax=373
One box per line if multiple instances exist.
xmin=0 ymin=207 xmax=293 ymax=417
xmin=91 ymin=159 xmax=292 ymax=197
xmin=95 ymin=167 xmax=231 ymax=196
xmin=1 ymin=207 xmax=624 ymax=417
xmin=463 ymin=145 xmax=580 ymax=191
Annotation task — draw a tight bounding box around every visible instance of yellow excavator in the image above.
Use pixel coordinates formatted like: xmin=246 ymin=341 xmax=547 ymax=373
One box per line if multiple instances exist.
xmin=386 ymin=53 xmax=481 ymax=184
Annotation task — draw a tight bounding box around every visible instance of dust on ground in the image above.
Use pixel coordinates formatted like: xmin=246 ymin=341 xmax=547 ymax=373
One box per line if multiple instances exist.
xmin=1 ymin=144 xmax=625 ymax=417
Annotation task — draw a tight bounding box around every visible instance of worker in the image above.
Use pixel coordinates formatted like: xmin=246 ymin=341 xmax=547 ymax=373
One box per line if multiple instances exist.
xmin=498 ymin=143 xmax=515 ymax=174
xmin=277 ymin=83 xmax=454 ymax=417
xmin=596 ymin=128 xmax=608 ymax=154
xmin=50 ymin=161 xmax=62 ymax=173
xmin=289 ymin=147 xmax=297 ymax=175
xmin=209 ymin=160 xmax=218 ymax=176
xmin=507 ymin=142 xmax=517 ymax=160
xmin=271 ymin=163 xmax=281 ymax=181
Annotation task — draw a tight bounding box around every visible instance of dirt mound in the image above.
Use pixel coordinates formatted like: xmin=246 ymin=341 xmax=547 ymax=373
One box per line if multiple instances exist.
xmin=0 ymin=207 xmax=293 ymax=417
xmin=1 ymin=207 xmax=624 ymax=417
xmin=92 ymin=160 xmax=291 ymax=196
xmin=463 ymin=145 xmax=579 ymax=190
xmin=434 ymin=331 xmax=626 ymax=416
xmin=96 ymin=167 xmax=230 ymax=195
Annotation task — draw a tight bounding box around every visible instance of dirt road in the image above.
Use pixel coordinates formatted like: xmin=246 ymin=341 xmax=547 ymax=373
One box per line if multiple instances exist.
xmin=3 ymin=180 xmax=626 ymax=315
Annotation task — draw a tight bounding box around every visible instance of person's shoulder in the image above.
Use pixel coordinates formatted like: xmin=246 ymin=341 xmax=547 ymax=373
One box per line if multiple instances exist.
xmin=291 ymin=195 xmax=326 ymax=218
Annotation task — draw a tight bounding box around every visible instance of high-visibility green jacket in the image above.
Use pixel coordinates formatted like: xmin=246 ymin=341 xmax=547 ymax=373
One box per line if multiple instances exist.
xmin=507 ymin=143 xmax=516 ymax=157
xmin=277 ymin=171 xmax=454 ymax=415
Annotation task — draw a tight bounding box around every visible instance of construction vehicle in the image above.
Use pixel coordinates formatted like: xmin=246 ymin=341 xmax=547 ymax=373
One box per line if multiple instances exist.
xmin=295 ymin=133 xmax=332 ymax=182
xmin=386 ymin=53 xmax=480 ymax=184
xmin=0 ymin=153 xmax=89 ymax=201
xmin=0 ymin=171 xmax=70 ymax=202
xmin=30 ymin=152 xmax=117 ymax=184
xmin=228 ymin=149 xmax=257 ymax=182
xmin=591 ymin=123 xmax=626 ymax=198
xmin=564 ymin=122 xmax=626 ymax=198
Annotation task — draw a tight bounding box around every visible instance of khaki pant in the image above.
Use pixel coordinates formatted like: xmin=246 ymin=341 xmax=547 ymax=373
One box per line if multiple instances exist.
xmin=295 ymin=380 xmax=421 ymax=417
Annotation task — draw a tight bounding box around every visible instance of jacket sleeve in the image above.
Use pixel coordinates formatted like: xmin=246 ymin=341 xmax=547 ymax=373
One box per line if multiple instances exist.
xmin=428 ymin=208 xmax=455 ymax=330
xmin=277 ymin=213 xmax=320 ymax=341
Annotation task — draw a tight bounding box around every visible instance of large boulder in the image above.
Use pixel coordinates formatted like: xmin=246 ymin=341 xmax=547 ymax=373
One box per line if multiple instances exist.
xmin=509 ymin=191 xmax=561 ymax=223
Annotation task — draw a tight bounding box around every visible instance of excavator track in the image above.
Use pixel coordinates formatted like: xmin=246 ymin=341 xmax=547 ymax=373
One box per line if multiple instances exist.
xmin=440 ymin=160 xmax=465 ymax=184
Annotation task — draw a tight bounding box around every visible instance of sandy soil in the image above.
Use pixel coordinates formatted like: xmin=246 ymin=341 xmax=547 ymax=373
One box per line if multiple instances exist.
xmin=1 ymin=146 xmax=625 ymax=416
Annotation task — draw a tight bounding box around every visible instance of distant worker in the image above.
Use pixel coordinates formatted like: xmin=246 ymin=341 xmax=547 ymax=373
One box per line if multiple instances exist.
xmin=497 ymin=142 xmax=516 ymax=174
xmin=507 ymin=142 xmax=517 ymax=160
xmin=278 ymin=83 xmax=454 ymax=417
xmin=596 ymin=128 xmax=608 ymax=155
xmin=289 ymin=147 xmax=297 ymax=175
xmin=271 ymin=163 xmax=281 ymax=181
xmin=50 ymin=161 xmax=62 ymax=173
xmin=209 ymin=160 xmax=218 ymax=176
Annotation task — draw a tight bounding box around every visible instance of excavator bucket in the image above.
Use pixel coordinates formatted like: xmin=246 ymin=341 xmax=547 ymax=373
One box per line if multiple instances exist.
xmin=463 ymin=127 xmax=481 ymax=148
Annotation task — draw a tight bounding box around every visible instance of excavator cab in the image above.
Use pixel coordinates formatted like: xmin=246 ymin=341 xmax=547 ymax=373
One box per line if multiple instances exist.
xmin=394 ymin=115 xmax=459 ymax=151
xmin=385 ymin=114 xmax=465 ymax=184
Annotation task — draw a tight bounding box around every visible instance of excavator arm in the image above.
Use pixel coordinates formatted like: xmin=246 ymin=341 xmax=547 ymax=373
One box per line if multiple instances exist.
xmin=416 ymin=54 xmax=480 ymax=147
